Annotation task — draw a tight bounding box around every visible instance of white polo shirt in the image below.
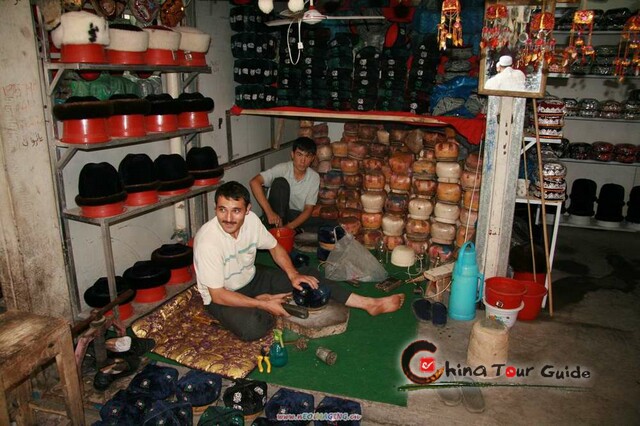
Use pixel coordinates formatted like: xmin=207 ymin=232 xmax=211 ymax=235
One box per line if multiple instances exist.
xmin=260 ymin=161 xmax=320 ymax=211
xmin=194 ymin=211 xmax=277 ymax=305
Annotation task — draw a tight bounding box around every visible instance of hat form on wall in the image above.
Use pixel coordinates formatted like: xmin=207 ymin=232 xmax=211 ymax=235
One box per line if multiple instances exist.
xmin=151 ymin=243 xmax=194 ymax=284
xmin=75 ymin=162 xmax=127 ymax=217
xmin=109 ymin=94 xmax=151 ymax=138
xmin=177 ymin=92 xmax=214 ymax=129
xmin=186 ymin=146 xmax=224 ymax=186
xmin=118 ymin=153 xmax=159 ymax=206
xmin=154 ymin=154 xmax=195 ymax=195
xmin=53 ymin=96 xmax=113 ymax=144
xmin=123 ymin=260 xmax=171 ymax=303
xmin=106 ymin=23 xmax=149 ymax=64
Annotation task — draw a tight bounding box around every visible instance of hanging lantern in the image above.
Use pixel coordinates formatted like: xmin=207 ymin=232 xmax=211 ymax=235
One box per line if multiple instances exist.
xmin=614 ymin=16 xmax=640 ymax=79
xmin=520 ymin=11 xmax=556 ymax=71
xmin=480 ymin=4 xmax=510 ymax=50
xmin=437 ymin=0 xmax=462 ymax=50
xmin=563 ymin=10 xmax=596 ymax=66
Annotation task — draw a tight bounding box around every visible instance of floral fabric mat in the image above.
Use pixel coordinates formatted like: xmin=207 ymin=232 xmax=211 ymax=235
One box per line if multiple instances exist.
xmin=131 ymin=286 xmax=272 ymax=379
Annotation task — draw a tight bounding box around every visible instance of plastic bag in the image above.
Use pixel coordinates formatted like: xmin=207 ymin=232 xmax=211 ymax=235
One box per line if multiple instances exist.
xmin=324 ymin=232 xmax=388 ymax=282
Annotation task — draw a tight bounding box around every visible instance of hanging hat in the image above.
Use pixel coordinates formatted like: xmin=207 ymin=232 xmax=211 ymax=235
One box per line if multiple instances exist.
xmin=151 ymin=243 xmax=193 ymax=284
xmin=186 ymin=146 xmax=224 ymax=185
xmin=83 ymin=276 xmax=136 ymax=320
xmin=53 ymin=96 xmax=112 ymax=144
xmin=51 ymin=11 xmax=109 ymax=63
xmin=264 ymin=388 xmax=314 ymax=425
xmin=118 ymin=153 xmax=159 ymax=206
xmin=143 ymin=25 xmax=182 ymax=65
xmin=315 ymin=396 xmax=362 ymax=426
xmin=154 ymin=154 xmax=194 ymax=194
xmin=142 ymin=400 xmax=193 ymax=425
xmin=176 ymin=370 xmax=222 ymax=409
xmin=107 ymin=23 xmax=149 ymax=65
xmin=98 ymin=389 xmax=153 ymax=425
xmin=175 ymin=26 xmax=211 ymax=66
xmin=177 ymin=92 xmax=214 ymax=129
xmin=123 ymin=260 xmax=171 ymax=303
xmin=223 ymin=379 xmax=268 ymax=420
xmin=145 ymin=94 xmax=182 ymax=133
xmin=498 ymin=55 xmax=513 ymax=67
xmin=75 ymin=162 xmax=127 ymax=217
xmin=109 ymin=94 xmax=150 ymax=138
xmin=127 ymin=364 xmax=179 ymax=400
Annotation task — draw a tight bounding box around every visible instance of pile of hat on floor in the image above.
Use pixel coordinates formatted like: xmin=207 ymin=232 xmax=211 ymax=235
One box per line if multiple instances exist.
xmin=53 ymin=92 xmax=214 ymax=144
xmin=230 ymin=3 xmax=278 ymax=109
xmin=50 ymin=11 xmax=211 ymax=68
xmin=567 ymin=181 xmax=640 ymax=229
xmin=74 ymin=147 xmax=222 ymax=217
xmin=95 ymin=368 xmax=362 ymax=425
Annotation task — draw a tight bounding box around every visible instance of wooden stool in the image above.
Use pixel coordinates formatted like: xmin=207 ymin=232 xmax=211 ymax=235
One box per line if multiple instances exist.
xmin=0 ymin=311 xmax=85 ymax=425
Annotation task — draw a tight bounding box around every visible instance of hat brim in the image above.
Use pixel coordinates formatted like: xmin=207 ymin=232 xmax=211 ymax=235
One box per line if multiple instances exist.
xmin=157 ymin=175 xmax=195 ymax=192
xmin=75 ymin=191 xmax=127 ymax=207
xmin=190 ymin=167 xmax=224 ymax=180
xmin=124 ymin=180 xmax=161 ymax=193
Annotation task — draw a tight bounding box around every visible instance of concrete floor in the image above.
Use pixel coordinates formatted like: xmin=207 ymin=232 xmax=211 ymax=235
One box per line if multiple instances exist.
xmin=29 ymin=226 xmax=640 ymax=425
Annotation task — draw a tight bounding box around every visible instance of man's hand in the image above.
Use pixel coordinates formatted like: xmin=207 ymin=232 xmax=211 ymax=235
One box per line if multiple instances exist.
xmin=289 ymin=273 xmax=319 ymax=291
xmin=265 ymin=210 xmax=282 ymax=227
xmin=255 ymin=292 xmax=291 ymax=302
xmin=259 ymin=299 xmax=291 ymax=317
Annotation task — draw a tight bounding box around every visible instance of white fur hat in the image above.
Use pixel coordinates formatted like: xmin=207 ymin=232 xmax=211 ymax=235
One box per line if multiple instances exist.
xmin=498 ymin=55 xmax=513 ymax=67
xmin=144 ymin=26 xmax=181 ymax=50
xmin=107 ymin=24 xmax=149 ymax=52
xmin=51 ymin=11 xmax=109 ymax=48
xmin=175 ymin=26 xmax=211 ymax=53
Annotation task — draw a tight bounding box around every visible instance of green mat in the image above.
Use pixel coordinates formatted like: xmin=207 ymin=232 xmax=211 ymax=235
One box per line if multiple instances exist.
xmin=249 ymin=251 xmax=418 ymax=407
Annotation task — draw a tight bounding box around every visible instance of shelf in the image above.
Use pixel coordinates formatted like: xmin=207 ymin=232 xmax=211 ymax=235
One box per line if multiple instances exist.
xmin=559 ymin=158 xmax=640 ymax=167
xmin=553 ymin=30 xmax=622 ymax=36
xmin=559 ymin=215 xmax=640 ymax=233
xmin=44 ymin=62 xmax=211 ymax=74
xmin=548 ymin=73 xmax=640 ymax=80
xmin=63 ymin=183 xmax=221 ymax=225
xmin=523 ymin=136 xmax=563 ymax=144
xmin=516 ymin=197 xmax=564 ymax=207
xmin=55 ymin=126 xmax=213 ymax=151
xmin=564 ymin=116 xmax=640 ymax=124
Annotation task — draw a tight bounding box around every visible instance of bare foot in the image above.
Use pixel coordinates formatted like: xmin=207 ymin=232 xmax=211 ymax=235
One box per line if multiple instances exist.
xmin=365 ymin=294 xmax=405 ymax=316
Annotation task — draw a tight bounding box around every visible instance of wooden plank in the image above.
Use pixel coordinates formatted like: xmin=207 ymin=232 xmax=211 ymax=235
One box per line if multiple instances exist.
xmin=277 ymin=300 xmax=349 ymax=338
xmin=239 ymin=109 xmax=447 ymax=126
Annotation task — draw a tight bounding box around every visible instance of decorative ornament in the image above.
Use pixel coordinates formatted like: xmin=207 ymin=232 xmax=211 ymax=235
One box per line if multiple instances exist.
xmin=437 ymin=0 xmax=462 ymax=50
xmin=563 ymin=10 xmax=595 ymax=66
xmin=480 ymin=3 xmax=510 ymax=50
xmin=520 ymin=11 xmax=555 ymax=71
xmin=614 ymin=16 xmax=640 ymax=79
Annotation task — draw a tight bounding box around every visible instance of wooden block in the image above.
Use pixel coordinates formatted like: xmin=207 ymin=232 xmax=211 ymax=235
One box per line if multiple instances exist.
xmin=423 ymin=263 xmax=454 ymax=282
xmin=277 ymin=300 xmax=349 ymax=338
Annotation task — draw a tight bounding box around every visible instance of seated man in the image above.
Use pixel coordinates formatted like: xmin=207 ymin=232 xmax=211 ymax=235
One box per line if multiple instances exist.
xmin=250 ymin=137 xmax=324 ymax=232
xmin=194 ymin=181 xmax=404 ymax=341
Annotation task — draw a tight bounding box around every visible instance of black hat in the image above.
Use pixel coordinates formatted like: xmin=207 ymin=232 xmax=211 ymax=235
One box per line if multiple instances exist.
xmin=198 ymin=406 xmax=244 ymax=425
xmin=186 ymin=146 xmax=224 ymax=180
xmin=145 ymin=94 xmax=183 ymax=116
xmin=53 ymin=96 xmax=113 ymax=121
xmin=127 ymin=364 xmax=179 ymax=400
xmin=176 ymin=370 xmax=222 ymax=407
xmin=223 ymin=379 xmax=267 ymax=416
xmin=264 ymin=388 xmax=314 ymax=425
xmin=154 ymin=154 xmax=195 ymax=192
xmin=177 ymin=92 xmax=214 ymax=113
xmin=314 ymin=396 xmax=362 ymax=425
xmin=83 ymin=276 xmax=136 ymax=308
xmin=567 ymin=179 xmax=597 ymax=216
xmin=150 ymin=243 xmax=193 ymax=270
xmin=142 ymin=400 xmax=193 ymax=425
xmin=626 ymin=186 xmax=640 ymax=223
xmin=99 ymin=389 xmax=153 ymax=424
xmin=75 ymin=162 xmax=127 ymax=206
xmin=118 ymin=154 xmax=159 ymax=193
xmin=595 ymin=183 xmax=625 ymax=222
xmin=123 ymin=260 xmax=171 ymax=289
xmin=109 ymin=94 xmax=150 ymax=116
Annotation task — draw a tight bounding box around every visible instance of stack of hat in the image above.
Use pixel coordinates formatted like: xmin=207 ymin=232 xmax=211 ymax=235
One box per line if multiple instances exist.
xmin=175 ymin=26 xmax=211 ymax=67
xmin=123 ymin=260 xmax=171 ymax=303
xmin=275 ymin=26 xmax=301 ymax=107
xmin=223 ymin=379 xmax=268 ymax=423
xmin=83 ymin=276 xmax=136 ymax=320
xmin=51 ymin=11 xmax=110 ymax=64
xmin=75 ymin=162 xmax=127 ymax=217
xmin=595 ymin=183 xmax=625 ymax=227
xmin=118 ymin=153 xmax=160 ymax=206
xmin=327 ymin=33 xmax=358 ymax=111
xmin=186 ymin=146 xmax=224 ymax=186
xmin=577 ymin=98 xmax=599 ymax=119
xmin=53 ymin=96 xmax=112 ymax=144
xmin=530 ymin=154 xmax=568 ymax=201
xmin=108 ymin=94 xmax=150 ymax=138
xmin=535 ymin=98 xmax=566 ymax=140
xmin=231 ymin=4 xmax=278 ymax=109
xmin=176 ymin=370 xmax=222 ymax=413
xmin=177 ymin=92 xmax=214 ymax=129
xmin=352 ymin=46 xmax=380 ymax=112
xmin=407 ymin=35 xmax=439 ymax=114
xmin=106 ymin=23 xmax=149 ymax=65
xmin=154 ymin=153 xmax=194 ymax=195
xmin=626 ymin=186 xmax=640 ymax=229
xmin=378 ymin=24 xmax=410 ymax=112
xmin=143 ymin=25 xmax=182 ymax=66
xmin=567 ymin=179 xmax=597 ymax=225
xmin=145 ymin=94 xmax=182 ymax=133
xmin=592 ymin=45 xmax=617 ymax=76
xmin=299 ymin=27 xmax=331 ymax=109
xmin=151 ymin=243 xmax=194 ymax=285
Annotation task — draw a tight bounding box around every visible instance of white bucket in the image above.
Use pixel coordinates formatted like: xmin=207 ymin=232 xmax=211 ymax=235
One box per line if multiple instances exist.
xmin=483 ymin=297 xmax=524 ymax=329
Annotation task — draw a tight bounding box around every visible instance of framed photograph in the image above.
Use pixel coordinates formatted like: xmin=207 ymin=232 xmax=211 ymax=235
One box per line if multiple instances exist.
xmin=478 ymin=1 xmax=557 ymax=98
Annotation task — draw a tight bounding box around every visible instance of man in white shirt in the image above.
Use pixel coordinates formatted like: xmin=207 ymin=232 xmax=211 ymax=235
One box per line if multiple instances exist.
xmin=250 ymin=137 xmax=323 ymax=232
xmin=484 ymin=55 xmax=526 ymax=91
xmin=194 ymin=181 xmax=405 ymax=341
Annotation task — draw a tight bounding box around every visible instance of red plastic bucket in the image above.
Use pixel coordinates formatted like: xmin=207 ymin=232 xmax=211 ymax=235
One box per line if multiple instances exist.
xmin=514 ymin=271 xmax=546 ymax=284
xmin=518 ymin=281 xmax=548 ymax=321
xmin=168 ymin=266 xmax=193 ymax=285
xmin=485 ymin=277 xmax=526 ymax=309
xmin=269 ymin=227 xmax=295 ymax=253
xmin=105 ymin=302 xmax=134 ymax=321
